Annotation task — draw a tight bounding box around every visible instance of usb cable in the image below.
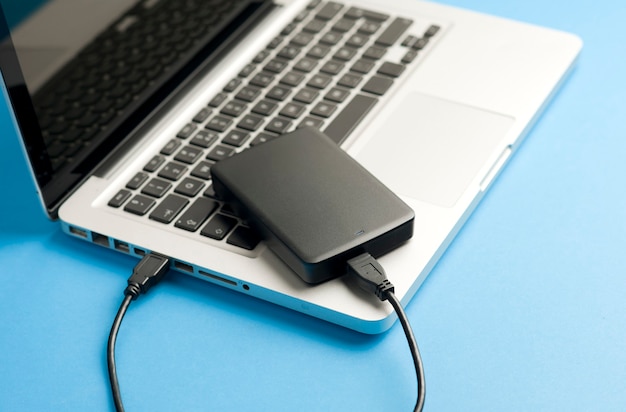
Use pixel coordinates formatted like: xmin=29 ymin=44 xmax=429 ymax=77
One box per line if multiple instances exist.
xmin=107 ymin=252 xmax=425 ymax=412
xmin=347 ymin=253 xmax=426 ymax=412
xmin=107 ymin=253 xmax=170 ymax=412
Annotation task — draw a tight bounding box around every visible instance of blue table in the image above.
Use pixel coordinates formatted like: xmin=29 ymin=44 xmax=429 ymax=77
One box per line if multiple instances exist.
xmin=2 ymin=1 xmax=625 ymax=410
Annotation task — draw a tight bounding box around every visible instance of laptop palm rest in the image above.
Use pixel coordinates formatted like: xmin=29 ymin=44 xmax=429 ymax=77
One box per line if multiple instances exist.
xmin=355 ymin=92 xmax=514 ymax=207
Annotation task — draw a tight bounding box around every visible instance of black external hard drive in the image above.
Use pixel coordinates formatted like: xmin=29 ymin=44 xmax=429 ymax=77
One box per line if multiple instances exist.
xmin=211 ymin=127 xmax=414 ymax=284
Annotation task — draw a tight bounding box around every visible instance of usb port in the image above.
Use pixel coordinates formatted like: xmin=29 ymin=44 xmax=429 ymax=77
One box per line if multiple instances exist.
xmin=113 ymin=240 xmax=130 ymax=254
xmin=69 ymin=226 xmax=88 ymax=239
xmin=174 ymin=260 xmax=193 ymax=273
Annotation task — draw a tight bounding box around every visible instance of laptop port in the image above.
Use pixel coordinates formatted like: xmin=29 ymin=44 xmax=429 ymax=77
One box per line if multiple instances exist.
xmin=113 ymin=240 xmax=130 ymax=254
xmin=199 ymin=270 xmax=237 ymax=287
xmin=68 ymin=226 xmax=88 ymax=239
xmin=174 ymin=260 xmax=193 ymax=273
xmin=92 ymin=232 xmax=109 ymax=247
xmin=133 ymin=247 xmax=146 ymax=257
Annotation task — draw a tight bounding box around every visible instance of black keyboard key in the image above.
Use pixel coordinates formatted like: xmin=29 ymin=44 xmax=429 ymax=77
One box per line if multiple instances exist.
xmin=158 ymin=162 xmax=188 ymax=181
xmin=222 ymin=129 xmax=251 ymax=147
xmin=266 ymin=85 xmax=292 ymax=101
xmin=235 ymin=86 xmax=262 ymax=103
xmin=307 ymin=74 xmax=332 ymax=89
xmin=238 ymin=63 xmax=256 ymax=78
xmin=277 ymin=45 xmax=302 ymax=60
xmin=124 ymin=194 xmax=156 ymax=216
xmin=190 ymin=130 xmax=219 ymax=148
xmin=109 ymin=189 xmax=131 ymax=208
xmin=307 ymin=44 xmax=331 ymax=60
xmin=265 ymin=117 xmax=293 ymax=134
xmin=264 ymin=58 xmax=289 ymax=74
xmin=324 ymin=94 xmax=378 ymax=144
xmin=238 ymin=114 xmax=265 ymax=131
xmin=142 ymin=178 xmax=172 ymax=198
xmin=350 ymin=59 xmax=375 ymax=74
xmin=280 ymin=71 xmax=305 ymax=87
xmin=267 ymin=35 xmax=284 ymax=49
xmin=337 ymin=73 xmax=363 ymax=88
xmin=344 ymin=7 xmax=389 ymax=22
xmin=362 ymin=75 xmax=394 ymax=95
xmin=177 ymin=123 xmax=197 ymax=139
xmin=253 ymin=49 xmax=271 ymax=64
xmin=346 ymin=34 xmax=369 ymax=48
xmin=424 ymin=25 xmax=440 ymax=37
xmin=160 ymin=139 xmax=182 ymax=155
xmin=206 ymin=115 xmax=233 ymax=132
xmin=412 ymin=38 xmax=429 ymax=50
xmin=316 ymin=2 xmax=343 ymax=20
xmin=293 ymin=57 xmax=318 ymax=73
xmin=279 ymin=102 xmax=306 ymax=119
xmin=332 ymin=18 xmax=355 ymax=33
xmin=401 ymin=50 xmax=418 ymax=64
xmin=324 ymin=87 xmax=351 ymax=103
xmin=250 ymin=132 xmax=278 ymax=146
xmin=334 ymin=47 xmax=357 ymax=61
xmin=227 ymin=226 xmax=261 ymax=250
xmin=402 ymin=35 xmax=419 ymax=48
xmin=149 ymin=194 xmax=188 ymax=224
xmin=192 ymin=107 xmax=212 ymax=123
xmin=190 ymin=161 xmax=214 ymax=180
xmin=223 ymin=78 xmax=242 ymax=92
xmin=303 ymin=19 xmax=326 ymax=34
xmin=206 ymin=145 xmax=235 ymax=162
xmin=320 ymin=60 xmax=345 ymax=75
xmin=144 ymin=155 xmax=165 ymax=172
xmin=208 ymin=92 xmax=227 ymax=108
xmin=175 ymin=198 xmax=219 ymax=232
xmin=201 ymin=213 xmax=237 ymax=240
xmin=319 ymin=32 xmax=343 ymax=46
xmin=293 ymin=88 xmax=319 ymax=104
xmin=220 ymin=100 xmax=248 ymax=117
xmin=251 ymin=100 xmax=278 ymax=116
xmin=310 ymin=101 xmax=337 ymax=118
xmin=174 ymin=145 xmax=203 ymax=164
xmin=375 ymin=17 xmax=413 ymax=47
xmin=358 ymin=21 xmax=381 ymax=35
xmin=174 ymin=177 xmax=205 ymax=197
xmin=298 ymin=116 xmax=325 ymax=130
xmin=250 ymin=72 xmax=275 ymax=88
xmin=378 ymin=61 xmax=405 ymax=77
xmin=362 ymin=45 xmax=387 ymax=60
xmin=126 ymin=172 xmax=149 ymax=190
xmin=291 ymin=32 xmax=314 ymax=47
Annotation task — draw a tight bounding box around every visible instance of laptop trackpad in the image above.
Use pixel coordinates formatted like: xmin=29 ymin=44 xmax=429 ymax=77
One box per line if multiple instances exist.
xmin=354 ymin=93 xmax=514 ymax=207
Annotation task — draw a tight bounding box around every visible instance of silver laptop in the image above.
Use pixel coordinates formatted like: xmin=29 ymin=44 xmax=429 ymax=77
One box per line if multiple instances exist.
xmin=0 ymin=0 xmax=581 ymax=333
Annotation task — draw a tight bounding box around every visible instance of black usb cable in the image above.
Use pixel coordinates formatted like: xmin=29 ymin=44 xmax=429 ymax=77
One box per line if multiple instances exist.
xmin=107 ymin=253 xmax=170 ymax=412
xmin=108 ymin=252 xmax=425 ymax=411
xmin=347 ymin=253 xmax=426 ymax=412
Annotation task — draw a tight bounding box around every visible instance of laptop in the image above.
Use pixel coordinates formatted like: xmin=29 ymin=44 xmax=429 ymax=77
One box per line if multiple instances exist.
xmin=0 ymin=0 xmax=581 ymax=333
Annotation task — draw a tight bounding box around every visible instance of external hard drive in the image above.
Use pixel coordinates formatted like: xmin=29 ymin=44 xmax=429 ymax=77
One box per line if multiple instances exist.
xmin=211 ymin=127 xmax=414 ymax=284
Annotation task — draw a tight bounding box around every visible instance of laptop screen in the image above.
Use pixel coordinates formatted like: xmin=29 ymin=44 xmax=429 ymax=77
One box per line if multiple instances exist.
xmin=0 ymin=0 xmax=269 ymax=217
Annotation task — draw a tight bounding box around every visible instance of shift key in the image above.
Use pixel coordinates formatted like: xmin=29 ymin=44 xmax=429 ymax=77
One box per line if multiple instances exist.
xmin=375 ymin=18 xmax=413 ymax=47
xmin=175 ymin=197 xmax=219 ymax=232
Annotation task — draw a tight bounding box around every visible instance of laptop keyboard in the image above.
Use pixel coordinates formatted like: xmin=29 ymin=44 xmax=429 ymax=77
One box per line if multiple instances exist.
xmin=107 ymin=0 xmax=441 ymax=251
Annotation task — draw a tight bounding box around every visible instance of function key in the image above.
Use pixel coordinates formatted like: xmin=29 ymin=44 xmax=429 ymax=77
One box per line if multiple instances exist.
xmin=316 ymin=2 xmax=343 ymax=20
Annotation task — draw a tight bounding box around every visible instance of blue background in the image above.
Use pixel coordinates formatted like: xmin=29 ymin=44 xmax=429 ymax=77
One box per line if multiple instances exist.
xmin=1 ymin=1 xmax=625 ymax=411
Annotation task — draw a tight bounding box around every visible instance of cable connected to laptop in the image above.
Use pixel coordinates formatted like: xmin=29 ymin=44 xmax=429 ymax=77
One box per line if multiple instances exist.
xmin=347 ymin=253 xmax=426 ymax=412
xmin=107 ymin=253 xmax=170 ymax=412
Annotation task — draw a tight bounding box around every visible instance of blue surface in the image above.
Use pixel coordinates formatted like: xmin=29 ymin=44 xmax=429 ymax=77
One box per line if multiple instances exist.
xmin=1 ymin=1 xmax=625 ymax=411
